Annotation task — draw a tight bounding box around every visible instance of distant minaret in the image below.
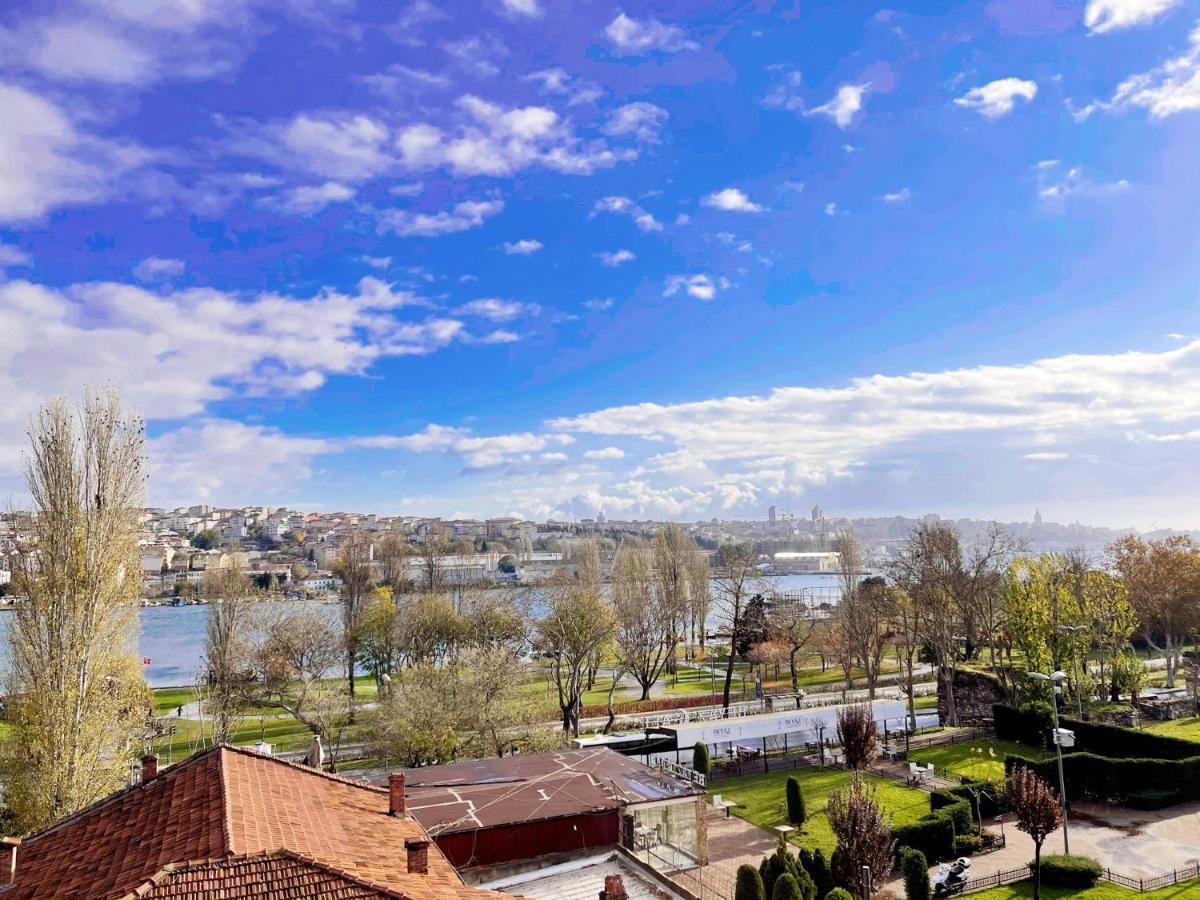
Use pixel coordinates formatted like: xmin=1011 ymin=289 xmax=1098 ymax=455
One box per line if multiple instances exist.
xmin=1034 ymin=509 xmax=1043 ymax=526
xmin=811 ymin=503 xmax=823 ymax=525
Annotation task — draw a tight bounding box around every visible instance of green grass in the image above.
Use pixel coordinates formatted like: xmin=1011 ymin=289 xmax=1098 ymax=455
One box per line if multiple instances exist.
xmin=971 ymin=877 xmax=1200 ymax=899
xmin=710 ymin=767 xmax=929 ymax=857
xmin=908 ymin=739 xmax=1051 ymax=783
xmin=1144 ymin=716 xmax=1200 ymax=744
xmin=151 ymin=686 xmax=199 ymax=713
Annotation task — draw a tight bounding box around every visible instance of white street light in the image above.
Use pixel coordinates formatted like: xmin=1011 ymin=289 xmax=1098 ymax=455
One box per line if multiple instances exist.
xmin=1028 ymin=670 xmax=1071 ymax=854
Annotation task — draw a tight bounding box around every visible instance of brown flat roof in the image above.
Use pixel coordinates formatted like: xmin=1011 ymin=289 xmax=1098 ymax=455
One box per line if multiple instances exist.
xmin=396 ymin=749 xmax=702 ymax=836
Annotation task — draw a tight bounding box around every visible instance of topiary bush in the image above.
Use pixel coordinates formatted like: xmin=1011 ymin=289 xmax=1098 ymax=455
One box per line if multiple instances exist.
xmin=694 ymin=741 xmax=711 ymax=777
xmin=953 ymin=834 xmax=982 ymax=855
xmin=892 ymin=810 xmax=956 ymax=863
xmin=760 ymin=846 xmax=813 ymax=899
xmin=1033 ymin=854 xmax=1102 ymax=888
xmin=735 ymin=864 xmax=766 ymax=900
xmin=799 ymin=848 xmax=835 ymax=900
xmin=787 ymin=775 xmax=806 ymax=826
xmin=824 ymin=890 xmax=853 ymax=900
xmin=993 ymin=702 xmax=1052 ymax=747
xmin=899 ymin=847 xmax=930 ymax=900
xmin=771 ymin=874 xmax=803 ymax=900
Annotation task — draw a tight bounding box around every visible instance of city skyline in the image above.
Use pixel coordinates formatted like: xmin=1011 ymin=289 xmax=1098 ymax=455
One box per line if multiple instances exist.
xmin=3 ymin=2 xmax=1200 ymax=528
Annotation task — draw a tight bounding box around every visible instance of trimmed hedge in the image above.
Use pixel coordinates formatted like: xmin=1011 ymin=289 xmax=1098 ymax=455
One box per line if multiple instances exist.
xmin=1126 ymin=788 xmax=1180 ymax=809
xmin=1056 ymin=717 xmax=1199 ymax=761
xmin=993 ymin=702 xmax=1052 ymax=747
xmin=1033 ymin=854 xmax=1102 ymax=888
xmin=1005 ymin=751 xmax=1200 ymax=806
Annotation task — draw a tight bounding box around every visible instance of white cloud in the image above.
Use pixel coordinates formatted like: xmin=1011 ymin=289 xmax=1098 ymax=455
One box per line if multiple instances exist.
xmin=663 ymin=274 xmax=723 ymax=301
xmin=954 ymin=78 xmax=1038 ymax=118
xmin=524 ymin=68 xmax=603 ymax=106
xmin=592 ymin=195 xmax=662 ymax=232
xmin=455 ymin=298 xmax=541 ymax=321
xmin=584 ymin=446 xmax=626 ymax=460
xmin=536 ymin=338 xmax=1200 ymax=518
xmin=0 ymin=245 xmax=32 ymax=268
xmin=603 ymin=102 xmax=668 ymax=143
xmin=149 ymin=419 xmax=334 ymax=505
xmin=359 ymin=63 xmax=452 ymax=98
xmin=276 ymin=181 xmax=356 ymax=214
xmin=762 ymin=68 xmax=805 ymax=112
xmin=806 ymin=84 xmax=869 ymax=128
xmin=0 ymin=82 xmax=150 ymax=222
xmin=1085 ymin=0 xmax=1183 ymax=33
xmin=1037 ymin=166 xmax=1130 ymax=206
xmin=540 ymin=451 xmax=568 ymax=461
xmin=503 ymin=238 xmax=543 ymax=255
xmin=396 ymin=95 xmax=629 ymax=177
xmin=1074 ymin=24 xmax=1200 ymax=119
xmin=604 ymin=12 xmax=697 ymax=55
xmin=597 ymin=249 xmax=636 ymax=267
xmin=0 ymin=274 xmax=481 ymax=490
xmin=359 ymin=424 xmax=573 ymax=469
xmin=702 ymin=187 xmax=765 ymax=213
xmin=500 ymin=0 xmax=542 ymax=18
xmin=279 ymin=113 xmax=392 ymax=180
xmin=361 ymin=256 xmax=392 ymax=269
xmin=476 ymin=328 xmax=520 ymax=344
xmin=378 ymin=199 xmax=504 ymax=237
xmin=882 ymin=187 xmax=911 ymax=204
xmin=133 ymin=257 xmax=186 ymax=281
xmin=584 ymin=298 xmax=614 ymax=310
xmin=825 ymin=202 xmax=838 ymax=216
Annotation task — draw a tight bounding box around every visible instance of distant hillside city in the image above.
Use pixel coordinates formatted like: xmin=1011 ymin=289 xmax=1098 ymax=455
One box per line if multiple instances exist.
xmin=1 ymin=501 xmax=1185 ymax=599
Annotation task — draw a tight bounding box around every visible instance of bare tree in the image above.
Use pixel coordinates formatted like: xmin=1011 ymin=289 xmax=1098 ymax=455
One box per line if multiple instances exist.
xmin=2 ymin=390 xmax=149 ymax=830
xmin=202 ymin=564 xmax=255 ymax=744
xmin=418 ymin=523 xmax=449 ymax=595
xmin=687 ymin=547 xmax=712 ymax=656
xmin=1008 ymin=766 xmax=1062 ymax=900
xmin=612 ymin=540 xmax=673 ymax=700
xmin=376 ymin=532 xmax=413 ymax=600
xmin=456 ymin=646 xmax=558 ymax=757
xmin=713 ymin=543 xmax=759 ymax=709
xmin=248 ymin=605 xmax=343 ymax=739
xmin=654 ymin=523 xmax=696 ymax=674
xmin=535 ymin=569 xmax=613 ymax=735
xmin=333 ymin=535 xmax=373 ymax=721
xmin=891 ymin=587 xmax=924 ymax=731
xmin=768 ymin=592 xmax=819 ymax=692
xmin=827 ymin=773 xmax=894 ymax=896
xmin=841 ymin=577 xmax=894 ymax=700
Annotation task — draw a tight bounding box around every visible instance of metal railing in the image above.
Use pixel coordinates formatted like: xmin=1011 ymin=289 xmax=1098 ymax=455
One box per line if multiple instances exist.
xmin=656 ymin=758 xmax=707 ymax=788
xmin=1104 ymin=862 xmax=1200 ymax=892
xmin=956 ymin=866 xmax=1029 ymax=894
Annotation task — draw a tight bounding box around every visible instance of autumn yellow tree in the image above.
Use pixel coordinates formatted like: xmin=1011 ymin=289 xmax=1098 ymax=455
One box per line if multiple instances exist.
xmin=2 ymin=390 xmax=149 ymax=830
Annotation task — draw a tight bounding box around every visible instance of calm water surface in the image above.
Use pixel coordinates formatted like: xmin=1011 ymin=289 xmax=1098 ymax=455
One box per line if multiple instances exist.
xmin=0 ymin=573 xmax=843 ymax=688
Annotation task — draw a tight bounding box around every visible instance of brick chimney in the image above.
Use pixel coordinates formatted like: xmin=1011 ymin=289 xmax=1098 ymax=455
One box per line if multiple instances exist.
xmin=2 ymin=837 xmax=19 ymax=886
xmin=141 ymin=754 xmax=159 ymax=783
xmin=599 ymin=873 xmax=628 ymax=900
xmin=388 ymin=771 xmax=406 ymax=816
xmin=404 ymin=838 xmax=429 ymax=875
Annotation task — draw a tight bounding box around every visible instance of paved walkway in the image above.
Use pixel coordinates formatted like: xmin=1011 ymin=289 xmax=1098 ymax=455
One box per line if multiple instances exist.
xmin=965 ymin=799 xmax=1200 ymax=882
xmin=665 ymin=806 xmax=779 ymax=900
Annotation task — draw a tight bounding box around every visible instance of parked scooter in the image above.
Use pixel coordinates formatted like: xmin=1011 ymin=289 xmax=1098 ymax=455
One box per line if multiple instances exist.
xmin=932 ymin=858 xmax=972 ymax=895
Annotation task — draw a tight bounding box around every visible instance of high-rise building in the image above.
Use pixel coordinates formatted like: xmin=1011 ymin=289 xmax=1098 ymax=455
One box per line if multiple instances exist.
xmin=768 ymin=505 xmax=776 ymax=525
xmin=1034 ymin=509 xmax=1043 ymax=526
xmin=811 ymin=503 xmax=823 ymax=524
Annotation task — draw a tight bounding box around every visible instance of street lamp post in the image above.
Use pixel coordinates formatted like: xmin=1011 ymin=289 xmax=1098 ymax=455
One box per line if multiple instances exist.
xmin=1028 ymin=670 xmax=1071 ymax=854
xmin=1057 ymin=624 xmax=1088 ymax=719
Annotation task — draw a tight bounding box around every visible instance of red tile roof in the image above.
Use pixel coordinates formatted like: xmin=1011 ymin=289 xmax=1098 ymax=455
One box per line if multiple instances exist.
xmin=5 ymin=745 xmax=506 ymax=900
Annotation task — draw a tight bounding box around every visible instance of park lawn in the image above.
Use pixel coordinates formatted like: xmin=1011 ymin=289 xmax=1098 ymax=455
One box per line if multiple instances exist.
xmin=908 ymin=739 xmax=1050 ymax=783
xmin=971 ymin=878 xmax=1200 ymax=899
xmin=710 ymin=767 xmax=929 ymax=857
xmin=1144 ymin=716 xmax=1200 ymax=744
xmin=151 ymin=686 xmax=199 ymax=713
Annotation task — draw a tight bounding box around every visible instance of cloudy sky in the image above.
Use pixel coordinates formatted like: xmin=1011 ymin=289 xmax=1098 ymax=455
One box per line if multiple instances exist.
xmin=2 ymin=0 xmax=1200 ymax=527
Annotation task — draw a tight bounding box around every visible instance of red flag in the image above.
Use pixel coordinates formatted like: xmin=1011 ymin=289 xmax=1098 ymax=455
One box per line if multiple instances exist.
xmin=143 ymin=657 xmax=151 ymax=665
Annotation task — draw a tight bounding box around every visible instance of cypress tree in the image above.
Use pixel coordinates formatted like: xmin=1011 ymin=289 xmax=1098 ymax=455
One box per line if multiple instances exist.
xmin=900 ymin=847 xmax=931 ymax=900
xmin=786 ymin=776 xmax=806 ymax=826
xmin=735 ymin=864 xmax=766 ymax=900
xmin=694 ymin=741 xmax=711 ymax=776
xmin=772 ymin=874 xmax=802 ymax=900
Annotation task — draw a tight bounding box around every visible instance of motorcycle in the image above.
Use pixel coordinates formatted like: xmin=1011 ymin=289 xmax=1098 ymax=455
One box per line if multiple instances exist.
xmin=932 ymin=857 xmax=972 ymax=896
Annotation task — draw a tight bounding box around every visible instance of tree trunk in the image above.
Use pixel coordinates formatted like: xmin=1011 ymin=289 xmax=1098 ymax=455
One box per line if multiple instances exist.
xmin=789 ymin=648 xmax=799 ymax=692
xmin=346 ymin=641 xmax=357 ymax=724
xmin=1033 ymin=843 xmax=1042 ymax=900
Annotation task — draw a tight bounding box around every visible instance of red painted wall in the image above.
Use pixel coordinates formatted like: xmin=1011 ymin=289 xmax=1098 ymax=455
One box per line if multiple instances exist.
xmin=434 ymin=810 xmax=620 ymax=869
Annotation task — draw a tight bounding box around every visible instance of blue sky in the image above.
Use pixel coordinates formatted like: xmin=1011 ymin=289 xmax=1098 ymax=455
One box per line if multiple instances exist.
xmin=2 ymin=0 xmax=1200 ymax=527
